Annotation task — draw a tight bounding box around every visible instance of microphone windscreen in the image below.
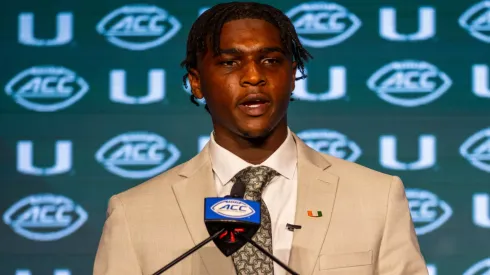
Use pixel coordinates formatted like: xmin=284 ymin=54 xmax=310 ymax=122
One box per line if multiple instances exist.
xmin=230 ymin=181 xmax=246 ymax=198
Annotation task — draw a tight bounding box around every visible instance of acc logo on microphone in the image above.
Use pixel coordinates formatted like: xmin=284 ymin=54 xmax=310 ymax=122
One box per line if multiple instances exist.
xmin=96 ymin=4 xmax=181 ymax=51
xmin=286 ymin=2 xmax=362 ymax=48
xmin=460 ymin=127 xmax=490 ymax=172
xmin=3 ymin=194 xmax=88 ymax=241
xmin=297 ymin=129 xmax=362 ymax=162
xmin=459 ymin=1 xmax=490 ymax=43
xmin=211 ymin=199 xmax=256 ymax=219
xmin=367 ymin=60 xmax=452 ymax=107
xmin=95 ymin=132 xmax=180 ymax=179
xmin=406 ymin=189 xmax=452 ymax=235
xmin=5 ymin=66 xmax=89 ymax=112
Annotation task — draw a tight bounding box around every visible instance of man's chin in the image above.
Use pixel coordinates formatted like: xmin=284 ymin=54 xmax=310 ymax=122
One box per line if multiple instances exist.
xmin=237 ymin=126 xmax=272 ymax=140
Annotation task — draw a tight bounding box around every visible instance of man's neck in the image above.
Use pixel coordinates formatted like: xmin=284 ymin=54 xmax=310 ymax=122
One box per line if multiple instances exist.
xmin=213 ymin=123 xmax=289 ymax=165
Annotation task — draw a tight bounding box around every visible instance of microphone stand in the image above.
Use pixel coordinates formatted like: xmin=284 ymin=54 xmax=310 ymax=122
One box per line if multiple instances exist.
xmin=152 ymin=228 xmax=225 ymax=275
xmin=236 ymin=234 xmax=300 ymax=275
xmin=151 ymin=228 xmax=300 ymax=275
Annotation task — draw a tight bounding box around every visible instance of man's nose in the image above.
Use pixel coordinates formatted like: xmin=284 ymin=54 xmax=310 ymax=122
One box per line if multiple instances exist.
xmin=240 ymin=61 xmax=266 ymax=86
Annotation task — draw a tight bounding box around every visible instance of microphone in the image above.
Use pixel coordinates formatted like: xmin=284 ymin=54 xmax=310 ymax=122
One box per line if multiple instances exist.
xmin=151 ymin=196 xmax=256 ymax=275
xmin=223 ymin=181 xmax=299 ymax=275
xmin=204 ymin=196 xmax=261 ymax=256
xmin=229 ymin=180 xmax=246 ymax=198
xmin=152 ymin=182 xmax=300 ymax=275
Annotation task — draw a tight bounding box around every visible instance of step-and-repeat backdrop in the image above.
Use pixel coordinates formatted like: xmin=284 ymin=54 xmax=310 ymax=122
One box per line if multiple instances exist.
xmin=1 ymin=0 xmax=489 ymax=274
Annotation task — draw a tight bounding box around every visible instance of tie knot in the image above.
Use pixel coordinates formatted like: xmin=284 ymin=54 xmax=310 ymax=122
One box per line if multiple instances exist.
xmin=231 ymin=166 xmax=279 ymax=201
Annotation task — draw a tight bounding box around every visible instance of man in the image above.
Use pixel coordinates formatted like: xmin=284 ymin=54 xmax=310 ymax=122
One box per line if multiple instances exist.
xmin=93 ymin=2 xmax=428 ymax=275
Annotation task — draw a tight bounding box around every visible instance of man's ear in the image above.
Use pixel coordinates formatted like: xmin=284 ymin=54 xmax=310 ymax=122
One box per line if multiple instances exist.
xmin=291 ymin=61 xmax=298 ymax=92
xmin=188 ymin=68 xmax=203 ymax=99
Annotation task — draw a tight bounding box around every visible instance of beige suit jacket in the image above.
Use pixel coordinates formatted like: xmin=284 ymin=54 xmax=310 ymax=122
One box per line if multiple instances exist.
xmin=93 ymin=133 xmax=428 ymax=275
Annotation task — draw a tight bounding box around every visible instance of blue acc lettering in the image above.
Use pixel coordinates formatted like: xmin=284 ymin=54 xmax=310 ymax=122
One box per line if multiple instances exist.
xmin=211 ymin=199 xmax=256 ymax=218
xmin=219 ymin=204 xmax=248 ymax=212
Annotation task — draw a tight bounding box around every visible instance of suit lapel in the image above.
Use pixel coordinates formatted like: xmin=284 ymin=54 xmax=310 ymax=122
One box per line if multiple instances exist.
xmin=172 ymin=145 xmax=235 ymax=275
xmin=288 ymin=134 xmax=339 ymax=275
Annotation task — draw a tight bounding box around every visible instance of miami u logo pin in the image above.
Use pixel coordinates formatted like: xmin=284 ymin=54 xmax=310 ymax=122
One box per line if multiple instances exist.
xmin=307 ymin=210 xmax=323 ymax=217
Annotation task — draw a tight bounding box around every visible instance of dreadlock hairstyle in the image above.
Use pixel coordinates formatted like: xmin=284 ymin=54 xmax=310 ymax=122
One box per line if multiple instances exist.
xmin=180 ymin=2 xmax=313 ymax=110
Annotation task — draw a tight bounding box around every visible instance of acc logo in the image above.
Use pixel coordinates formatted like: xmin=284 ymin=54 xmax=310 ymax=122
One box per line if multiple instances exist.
xmin=460 ymin=127 xmax=490 ymax=172
xmin=459 ymin=1 xmax=490 ymax=43
xmin=297 ymin=129 xmax=361 ymax=162
xmin=3 ymin=194 xmax=88 ymax=241
xmin=406 ymin=189 xmax=452 ymax=235
xmin=95 ymin=132 xmax=180 ymax=179
xmin=96 ymin=4 xmax=181 ymax=51
xmin=463 ymin=258 xmax=490 ymax=275
xmin=5 ymin=66 xmax=89 ymax=112
xmin=211 ymin=199 xmax=255 ymax=219
xmin=367 ymin=60 xmax=452 ymax=107
xmin=286 ymin=2 xmax=361 ymax=48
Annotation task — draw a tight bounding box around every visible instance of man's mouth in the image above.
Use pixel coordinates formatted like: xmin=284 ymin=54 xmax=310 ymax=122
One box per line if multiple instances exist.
xmin=240 ymin=99 xmax=269 ymax=108
xmin=238 ymin=94 xmax=271 ymax=116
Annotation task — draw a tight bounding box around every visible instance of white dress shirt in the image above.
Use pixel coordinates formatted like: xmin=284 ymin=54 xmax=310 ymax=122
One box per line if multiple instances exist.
xmin=208 ymin=128 xmax=298 ymax=275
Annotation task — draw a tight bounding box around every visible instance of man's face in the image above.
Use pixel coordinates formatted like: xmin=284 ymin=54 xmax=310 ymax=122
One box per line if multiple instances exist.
xmin=189 ymin=18 xmax=297 ymax=138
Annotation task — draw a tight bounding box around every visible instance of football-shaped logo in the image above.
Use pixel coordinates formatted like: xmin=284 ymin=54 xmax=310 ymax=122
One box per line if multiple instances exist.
xmin=95 ymin=131 xmax=181 ymax=179
xmin=297 ymin=129 xmax=362 ymax=162
xmin=3 ymin=194 xmax=88 ymax=241
xmin=5 ymin=66 xmax=89 ymax=112
xmin=463 ymin=258 xmax=490 ymax=275
xmin=286 ymin=1 xmax=362 ymax=48
xmin=460 ymin=127 xmax=490 ymax=172
xmin=367 ymin=60 xmax=452 ymax=107
xmin=459 ymin=1 xmax=490 ymax=43
xmin=96 ymin=4 xmax=181 ymax=51
xmin=211 ymin=199 xmax=256 ymax=219
xmin=406 ymin=189 xmax=452 ymax=235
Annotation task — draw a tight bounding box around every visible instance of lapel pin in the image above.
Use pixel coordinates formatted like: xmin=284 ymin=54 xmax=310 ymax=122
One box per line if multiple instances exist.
xmin=307 ymin=210 xmax=323 ymax=217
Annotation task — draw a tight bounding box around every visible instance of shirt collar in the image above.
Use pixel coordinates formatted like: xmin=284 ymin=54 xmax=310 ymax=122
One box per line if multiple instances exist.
xmin=208 ymin=128 xmax=298 ymax=185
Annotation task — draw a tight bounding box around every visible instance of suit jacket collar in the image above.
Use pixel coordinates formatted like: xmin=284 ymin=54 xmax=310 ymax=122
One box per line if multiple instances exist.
xmin=288 ymin=133 xmax=339 ymax=275
xmin=172 ymin=145 xmax=234 ymax=274
xmin=173 ymin=133 xmax=339 ymax=275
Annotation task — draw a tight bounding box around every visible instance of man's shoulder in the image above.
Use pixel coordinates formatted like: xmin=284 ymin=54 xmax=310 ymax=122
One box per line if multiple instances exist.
xmin=319 ymin=152 xmax=398 ymax=191
xmin=112 ymin=161 xmax=188 ymax=205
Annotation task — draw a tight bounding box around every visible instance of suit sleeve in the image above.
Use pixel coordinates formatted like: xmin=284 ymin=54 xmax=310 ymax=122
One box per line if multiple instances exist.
xmin=377 ymin=176 xmax=429 ymax=275
xmin=93 ymin=195 xmax=142 ymax=275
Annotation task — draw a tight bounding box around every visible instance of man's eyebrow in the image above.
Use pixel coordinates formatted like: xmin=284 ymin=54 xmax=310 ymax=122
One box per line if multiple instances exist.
xmin=259 ymin=47 xmax=286 ymax=55
xmin=216 ymin=47 xmax=286 ymax=56
xmin=217 ymin=48 xmax=242 ymax=55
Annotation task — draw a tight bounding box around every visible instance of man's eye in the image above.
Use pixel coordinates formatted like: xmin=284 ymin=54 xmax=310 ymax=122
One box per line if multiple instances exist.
xmin=263 ymin=58 xmax=279 ymax=64
xmin=220 ymin=60 xmax=237 ymax=66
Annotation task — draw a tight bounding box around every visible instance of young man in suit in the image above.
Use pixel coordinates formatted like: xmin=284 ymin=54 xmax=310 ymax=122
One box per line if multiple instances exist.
xmin=94 ymin=2 xmax=428 ymax=274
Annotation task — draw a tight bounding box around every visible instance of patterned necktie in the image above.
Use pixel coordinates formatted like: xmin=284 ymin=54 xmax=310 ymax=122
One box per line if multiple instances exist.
xmin=231 ymin=166 xmax=279 ymax=275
